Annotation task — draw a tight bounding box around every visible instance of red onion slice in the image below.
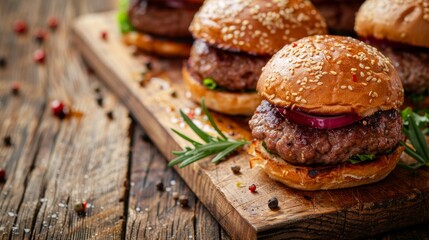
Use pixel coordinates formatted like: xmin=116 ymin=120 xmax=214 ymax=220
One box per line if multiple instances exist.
xmin=276 ymin=107 xmax=362 ymax=129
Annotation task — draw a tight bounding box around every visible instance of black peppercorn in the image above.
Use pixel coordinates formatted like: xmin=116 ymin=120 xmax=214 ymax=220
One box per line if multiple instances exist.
xmin=231 ymin=165 xmax=241 ymax=174
xmin=3 ymin=136 xmax=12 ymax=146
xmin=106 ymin=111 xmax=114 ymax=120
xmin=155 ymin=181 xmax=164 ymax=191
xmin=178 ymin=195 xmax=189 ymax=207
xmin=268 ymin=197 xmax=278 ymax=210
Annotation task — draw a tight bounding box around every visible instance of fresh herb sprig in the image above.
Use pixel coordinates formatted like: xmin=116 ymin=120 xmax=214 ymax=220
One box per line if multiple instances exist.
xmin=400 ymin=108 xmax=429 ymax=169
xmin=169 ymin=99 xmax=249 ymax=168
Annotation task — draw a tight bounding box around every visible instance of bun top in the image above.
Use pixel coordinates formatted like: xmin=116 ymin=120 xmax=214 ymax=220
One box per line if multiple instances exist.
xmin=355 ymin=0 xmax=429 ymax=48
xmin=257 ymin=35 xmax=404 ymax=117
xmin=189 ymin=0 xmax=328 ymax=55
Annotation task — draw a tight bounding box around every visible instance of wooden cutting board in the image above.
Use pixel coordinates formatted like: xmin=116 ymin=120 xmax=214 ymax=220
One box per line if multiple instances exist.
xmin=72 ymin=12 xmax=429 ymax=239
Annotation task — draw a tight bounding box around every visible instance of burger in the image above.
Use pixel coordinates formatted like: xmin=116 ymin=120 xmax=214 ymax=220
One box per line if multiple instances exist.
xmin=249 ymin=35 xmax=405 ymax=191
xmin=184 ymin=0 xmax=328 ymax=115
xmin=311 ymin=0 xmax=365 ymax=32
xmin=354 ymin=0 xmax=429 ymax=108
xmin=119 ymin=0 xmax=204 ymax=57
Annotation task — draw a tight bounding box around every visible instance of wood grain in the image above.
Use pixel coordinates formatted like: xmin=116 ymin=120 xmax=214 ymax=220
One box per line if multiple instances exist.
xmin=72 ymin=12 xmax=429 ymax=239
xmin=0 ymin=1 xmax=127 ymax=239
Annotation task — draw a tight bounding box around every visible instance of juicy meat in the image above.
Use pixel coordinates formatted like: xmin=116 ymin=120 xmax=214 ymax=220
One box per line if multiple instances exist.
xmin=379 ymin=46 xmax=429 ymax=94
xmin=249 ymin=100 xmax=403 ymax=165
xmin=311 ymin=0 xmax=364 ymax=32
xmin=129 ymin=0 xmax=199 ymax=38
xmin=188 ymin=40 xmax=269 ymax=91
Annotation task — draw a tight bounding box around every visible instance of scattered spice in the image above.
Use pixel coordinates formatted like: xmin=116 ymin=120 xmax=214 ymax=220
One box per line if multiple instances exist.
xmin=155 ymin=181 xmax=164 ymax=191
xmin=100 ymin=31 xmax=108 ymax=41
xmin=50 ymin=100 xmax=69 ymax=119
xmin=106 ymin=111 xmax=114 ymax=120
xmin=268 ymin=197 xmax=279 ymax=210
xmin=0 ymin=168 xmax=6 ymax=182
xmin=236 ymin=182 xmax=245 ymax=188
xmin=145 ymin=62 xmax=153 ymax=71
xmin=33 ymin=49 xmax=46 ymax=64
xmin=352 ymin=74 xmax=357 ymax=82
xmin=0 ymin=57 xmax=6 ymax=68
xmin=34 ymin=28 xmax=47 ymax=43
xmin=94 ymin=87 xmax=101 ymax=93
xmin=74 ymin=201 xmax=87 ymax=216
xmin=249 ymin=184 xmax=257 ymax=193
xmin=170 ymin=91 xmax=177 ymax=98
xmin=230 ymin=165 xmax=241 ymax=174
xmin=95 ymin=95 xmax=103 ymax=107
xmin=172 ymin=192 xmax=179 ymax=200
xmin=13 ymin=20 xmax=27 ymax=34
xmin=178 ymin=195 xmax=189 ymax=207
xmin=292 ymin=42 xmax=297 ymax=47
xmin=11 ymin=82 xmax=20 ymax=95
xmin=47 ymin=16 xmax=58 ymax=30
xmin=3 ymin=136 xmax=12 ymax=147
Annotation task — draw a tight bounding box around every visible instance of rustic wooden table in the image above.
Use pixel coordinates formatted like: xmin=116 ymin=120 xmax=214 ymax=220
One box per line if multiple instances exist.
xmin=1 ymin=0 xmax=428 ymax=239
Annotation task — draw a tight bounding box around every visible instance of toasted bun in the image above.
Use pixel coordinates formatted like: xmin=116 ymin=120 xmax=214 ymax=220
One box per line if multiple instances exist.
xmin=257 ymin=35 xmax=404 ymax=117
xmin=249 ymin=140 xmax=404 ymax=191
xmin=182 ymin=65 xmax=261 ymax=115
xmin=122 ymin=32 xmax=191 ymax=58
xmin=189 ymin=0 xmax=327 ymax=55
xmin=355 ymin=0 xmax=429 ymax=48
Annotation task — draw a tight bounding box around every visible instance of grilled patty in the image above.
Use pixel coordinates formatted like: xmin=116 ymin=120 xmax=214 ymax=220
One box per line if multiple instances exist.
xmin=188 ymin=40 xmax=269 ymax=91
xmin=311 ymin=0 xmax=364 ymax=31
xmin=379 ymin=46 xmax=429 ymax=94
xmin=249 ymin=100 xmax=403 ymax=166
xmin=129 ymin=0 xmax=199 ymax=38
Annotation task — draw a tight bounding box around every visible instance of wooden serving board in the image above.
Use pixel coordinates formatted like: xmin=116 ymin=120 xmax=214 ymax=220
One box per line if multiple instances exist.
xmin=72 ymin=12 xmax=429 ymax=239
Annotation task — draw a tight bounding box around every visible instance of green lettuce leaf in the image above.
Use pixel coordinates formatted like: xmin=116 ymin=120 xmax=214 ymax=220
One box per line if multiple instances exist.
xmin=117 ymin=0 xmax=134 ymax=33
xmin=349 ymin=153 xmax=375 ymax=164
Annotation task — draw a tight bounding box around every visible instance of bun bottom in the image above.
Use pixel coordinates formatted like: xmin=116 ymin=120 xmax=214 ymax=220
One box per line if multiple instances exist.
xmin=182 ymin=65 xmax=261 ymax=116
xmin=122 ymin=32 xmax=191 ymax=58
xmin=249 ymin=140 xmax=404 ymax=191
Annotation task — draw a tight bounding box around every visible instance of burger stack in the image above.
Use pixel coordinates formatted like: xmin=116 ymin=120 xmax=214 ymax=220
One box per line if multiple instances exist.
xmin=184 ymin=0 xmax=328 ymax=115
xmin=355 ymin=0 xmax=429 ymax=107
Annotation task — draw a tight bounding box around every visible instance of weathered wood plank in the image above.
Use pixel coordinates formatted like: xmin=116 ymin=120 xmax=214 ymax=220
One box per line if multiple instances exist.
xmin=0 ymin=0 xmax=129 ymax=239
xmin=127 ymin=126 xmax=230 ymax=239
xmin=73 ymin=12 xmax=429 ymax=239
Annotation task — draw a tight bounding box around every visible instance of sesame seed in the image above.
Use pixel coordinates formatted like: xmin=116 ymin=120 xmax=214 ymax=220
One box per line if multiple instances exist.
xmin=330 ymin=71 xmax=337 ymax=75
xmin=348 ymin=85 xmax=353 ymax=90
xmin=340 ymin=85 xmax=347 ymax=89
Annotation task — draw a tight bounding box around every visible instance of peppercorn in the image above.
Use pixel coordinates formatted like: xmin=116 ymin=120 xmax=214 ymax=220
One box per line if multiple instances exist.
xmin=33 ymin=49 xmax=46 ymax=64
xmin=231 ymin=165 xmax=241 ymax=174
xmin=47 ymin=17 xmax=58 ymax=30
xmin=155 ymin=181 xmax=164 ymax=191
xmin=13 ymin=20 xmax=27 ymax=34
xmin=0 ymin=57 xmax=6 ymax=68
xmin=11 ymin=82 xmax=20 ymax=95
xmin=100 ymin=31 xmax=108 ymax=41
xmin=106 ymin=111 xmax=114 ymax=120
xmin=268 ymin=197 xmax=278 ymax=210
xmin=249 ymin=184 xmax=256 ymax=193
xmin=74 ymin=201 xmax=87 ymax=216
xmin=34 ymin=28 xmax=47 ymax=43
xmin=95 ymin=95 xmax=103 ymax=107
xmin=3 ymin=136 xmax=12 ymax=147
xmin=178 ymin=195 xmax=189 ymax=207
xmin=0 ymin=168 xmax=6 ymax=182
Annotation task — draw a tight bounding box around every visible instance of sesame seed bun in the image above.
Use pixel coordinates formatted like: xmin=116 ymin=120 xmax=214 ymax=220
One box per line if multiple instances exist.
xmin=122 ymin=31 xmax=191 ymax=58
xmin=249 ymin=140 xmax=404 ymax=191
xmin=355 ymin=0 xmax=429 ymax=48
xmin=257 ymin=35 xmax=404 ymax=117
xmin=182 ymin=65 xmax=261 ymax=115
xmin=189 ymin=0 xmax=328 ymax=55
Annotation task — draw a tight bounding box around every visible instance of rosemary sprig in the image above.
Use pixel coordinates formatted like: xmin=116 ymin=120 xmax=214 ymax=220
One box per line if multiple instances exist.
xmin=399 ymin=108 xmax=429 ymax=169
xmin=169 ymin=99 xmax=249 ymax=168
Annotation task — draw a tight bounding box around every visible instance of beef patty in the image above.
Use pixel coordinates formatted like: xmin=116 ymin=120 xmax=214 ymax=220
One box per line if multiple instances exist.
xmin=188 ymin=40 xmax=269 ymax=91
xmin=311 ymin=0 xmax=364 ymax=32
xmin=249 ymin=100 xmax=403 ymax=166
xmin=379 ymin=47 xmax=429 ymax=94
xmin=129 ymin=0 xmax=199 ymax=38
